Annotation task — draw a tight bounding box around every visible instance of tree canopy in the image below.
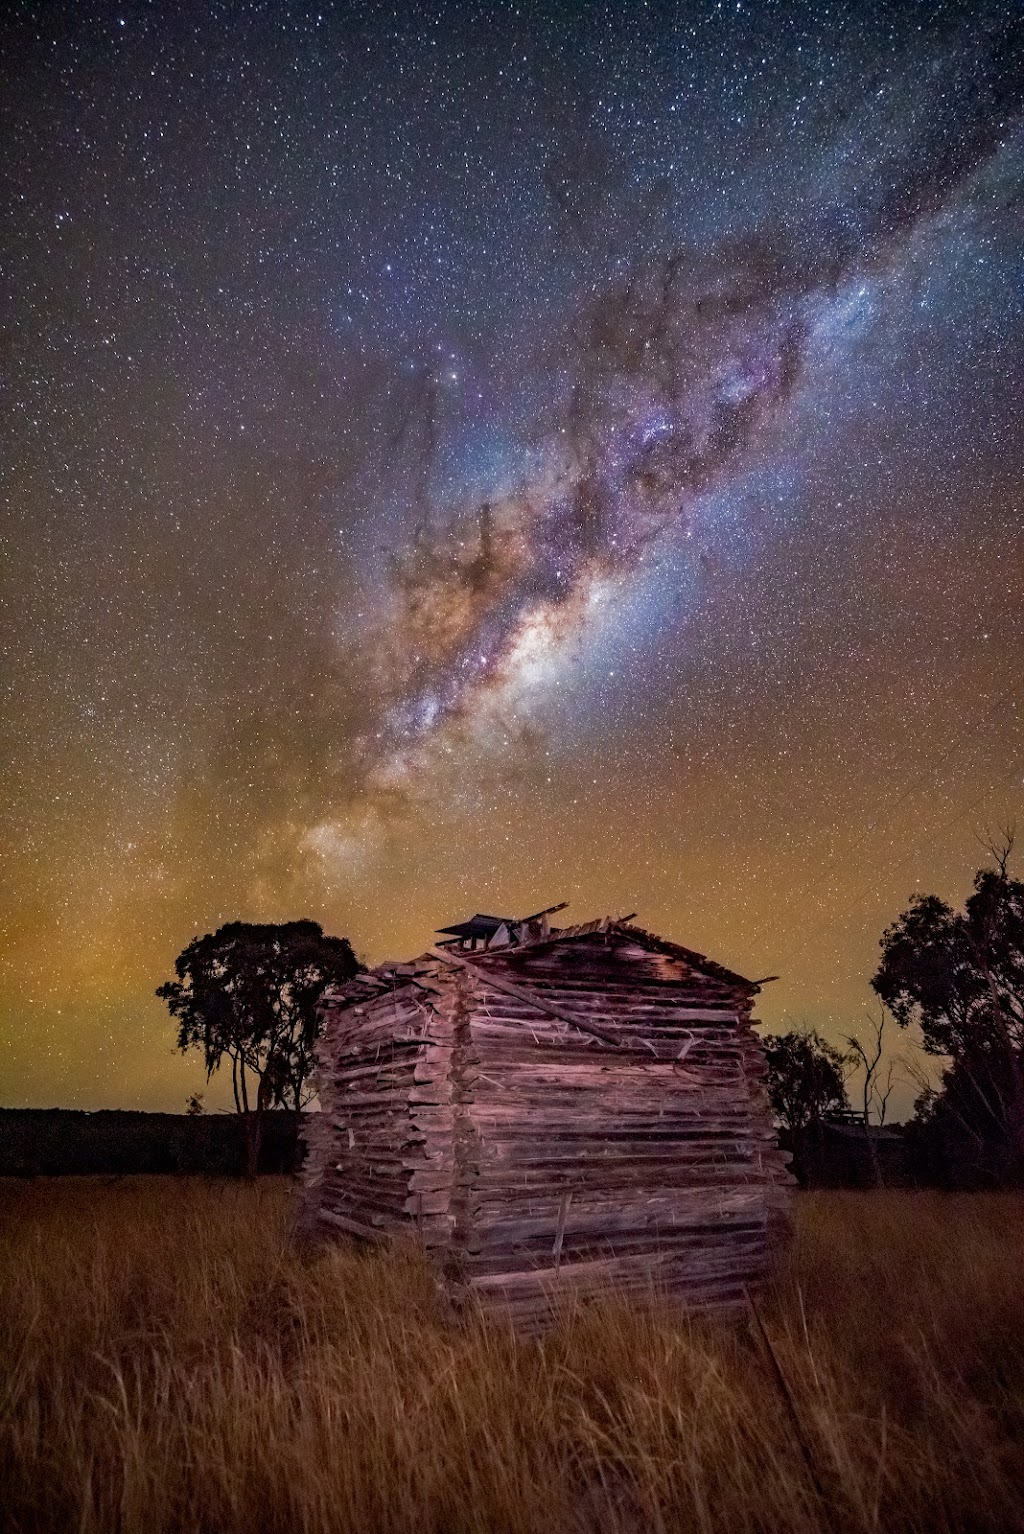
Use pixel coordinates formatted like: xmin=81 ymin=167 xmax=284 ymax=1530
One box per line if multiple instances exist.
xmin=760 ymin=1029 xmax=850 ymax=1136
xmin=872 ymin=842 xmax=1024 ymax=1185
xmin=157 ymin=920 xmax=362 ymax=1174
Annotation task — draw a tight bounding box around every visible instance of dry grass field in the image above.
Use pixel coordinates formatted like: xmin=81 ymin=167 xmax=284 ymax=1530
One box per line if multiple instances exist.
xmin=2 ymin=1179 xmax=1024 ymax=1533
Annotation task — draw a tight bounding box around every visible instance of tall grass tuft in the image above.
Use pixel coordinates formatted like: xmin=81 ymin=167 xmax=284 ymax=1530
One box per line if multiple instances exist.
xmin=2 ymin=1179 xmax=1023 ymax=1532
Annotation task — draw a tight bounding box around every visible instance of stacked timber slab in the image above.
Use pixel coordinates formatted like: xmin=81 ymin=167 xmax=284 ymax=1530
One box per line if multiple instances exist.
xmin=299 ymin=915 xmax=793 ymax=1328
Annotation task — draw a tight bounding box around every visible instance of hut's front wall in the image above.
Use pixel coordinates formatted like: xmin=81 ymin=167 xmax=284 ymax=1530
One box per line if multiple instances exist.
xmin=451 ymin=936 xmax=788 ymax=1322
xmin=302 ymin=927 xmax=791 ymax=1327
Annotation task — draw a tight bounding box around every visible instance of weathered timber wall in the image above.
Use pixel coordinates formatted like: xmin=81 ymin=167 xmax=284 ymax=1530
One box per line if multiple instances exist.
xmin=300 ymin=984 xmax=455 ymax=1247
xmin=451 ymin=938 xmax=789 ymax=1323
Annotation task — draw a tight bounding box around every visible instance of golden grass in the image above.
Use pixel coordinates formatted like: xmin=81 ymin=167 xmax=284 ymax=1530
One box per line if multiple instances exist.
xmin=2 ymin=1180 xmax=1023 ymax=1533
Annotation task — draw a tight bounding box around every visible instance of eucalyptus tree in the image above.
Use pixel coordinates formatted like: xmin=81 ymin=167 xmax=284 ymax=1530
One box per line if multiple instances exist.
xmin=158 ymin=920 xmax=362 ymax=1175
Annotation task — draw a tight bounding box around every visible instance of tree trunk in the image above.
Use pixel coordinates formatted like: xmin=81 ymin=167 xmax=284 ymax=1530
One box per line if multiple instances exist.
xmin=864 ymin=1116 xmax=883 ymax=1188
xmin=243 ymin=1072 xmax=275 ymax=1178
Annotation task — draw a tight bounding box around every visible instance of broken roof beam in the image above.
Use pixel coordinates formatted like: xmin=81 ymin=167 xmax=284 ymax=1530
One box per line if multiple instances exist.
xmin=519 ymin=901 xmax=569 ymax=924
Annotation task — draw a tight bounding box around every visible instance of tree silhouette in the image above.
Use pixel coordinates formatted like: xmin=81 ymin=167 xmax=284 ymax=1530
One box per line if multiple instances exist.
xmin=843 ymin=1010 xmax=897 ymax=1186
xmin=872 ymin=833 xmax=1024 ymax=1185
xmin=761 ymin=1029 xmax=851 ymax=1136
xmin=158 ymin=921 xmax=362 ymax=1176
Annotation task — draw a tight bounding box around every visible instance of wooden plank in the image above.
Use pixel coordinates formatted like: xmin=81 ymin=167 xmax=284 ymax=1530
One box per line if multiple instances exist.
xmin=316 ymin=1208 xmax=391 ymax=1242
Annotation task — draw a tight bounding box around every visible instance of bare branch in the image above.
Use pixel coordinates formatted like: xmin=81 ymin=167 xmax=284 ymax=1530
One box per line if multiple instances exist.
xmin=976 ymin=823 xmax=1016 ymax=877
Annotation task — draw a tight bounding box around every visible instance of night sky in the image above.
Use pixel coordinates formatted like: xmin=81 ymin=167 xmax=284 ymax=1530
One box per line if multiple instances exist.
xmin=3 ymin=1 xmax=1022 ymax=1114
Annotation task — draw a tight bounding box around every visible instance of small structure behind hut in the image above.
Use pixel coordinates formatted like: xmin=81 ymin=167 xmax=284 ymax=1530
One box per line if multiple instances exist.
xmin=300 ymin=907 xmax=792 ymax=1327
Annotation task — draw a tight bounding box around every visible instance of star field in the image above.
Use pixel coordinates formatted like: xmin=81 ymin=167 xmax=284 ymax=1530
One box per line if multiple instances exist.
xmin=2 ymin=0 xmax=1022 ymax=1112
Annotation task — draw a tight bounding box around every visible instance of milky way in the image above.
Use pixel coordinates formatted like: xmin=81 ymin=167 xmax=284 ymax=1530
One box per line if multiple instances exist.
xmin=361 ymin=15 xmax=1022 ymax=795
xmin=3 ymin=1 xmax=1022 ymax=1111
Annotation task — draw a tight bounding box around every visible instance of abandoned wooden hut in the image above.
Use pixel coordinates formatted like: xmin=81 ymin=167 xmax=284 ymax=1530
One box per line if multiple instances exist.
xmin=299 ymin=906 xmax=792 ymax=1326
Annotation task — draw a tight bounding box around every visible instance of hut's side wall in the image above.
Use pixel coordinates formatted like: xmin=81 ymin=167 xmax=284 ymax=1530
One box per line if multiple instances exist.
xmin=301 ymin=981 xmax=456 ymax=1250
xmin=450 ymin=935 xmax=790 ymax=1326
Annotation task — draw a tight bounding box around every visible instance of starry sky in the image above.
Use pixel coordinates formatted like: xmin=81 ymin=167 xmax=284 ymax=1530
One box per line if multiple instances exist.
xmin=3 ymin=0 xmax=1022 ymax=1115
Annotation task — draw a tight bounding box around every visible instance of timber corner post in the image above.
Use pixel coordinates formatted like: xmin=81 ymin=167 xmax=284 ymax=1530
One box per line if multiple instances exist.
xmin=443 ymin=965 xmax=481 ymax=1317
